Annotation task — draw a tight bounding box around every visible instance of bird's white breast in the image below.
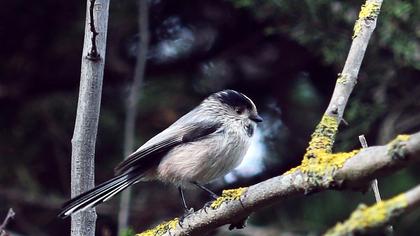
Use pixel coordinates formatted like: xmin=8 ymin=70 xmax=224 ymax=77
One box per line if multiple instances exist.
xmin=155 ymin=124 xmax=252 ymax=187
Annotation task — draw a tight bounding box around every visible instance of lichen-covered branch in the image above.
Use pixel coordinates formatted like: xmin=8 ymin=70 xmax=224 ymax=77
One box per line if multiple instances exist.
xmin=137 ymin=132 xmax=420 ymax=236
xmin=324 ymin=184 xmax=420 ymax=236
xmin=288 ymin=0 xmax=384 ymax=186
xmin=136 ymin=0 xmax=386 ymax=235
xmin=323 ymin=0 xmax=383 ymax=122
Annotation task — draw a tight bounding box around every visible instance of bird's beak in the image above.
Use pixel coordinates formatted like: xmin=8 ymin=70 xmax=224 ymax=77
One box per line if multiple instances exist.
xmin=250 ymin=114 xmax=263 ymax=123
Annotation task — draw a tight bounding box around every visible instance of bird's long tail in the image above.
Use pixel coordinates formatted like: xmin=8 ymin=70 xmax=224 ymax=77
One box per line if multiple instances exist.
xmin=58 ymin=170 xmax=143 ymax=218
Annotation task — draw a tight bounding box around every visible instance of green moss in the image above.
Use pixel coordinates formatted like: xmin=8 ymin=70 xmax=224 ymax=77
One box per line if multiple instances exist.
xmin=325 ymin=194 xmax=408 ymax=235
xmin=136 ymin=218 xmax=179 ymax=236
xmin=211 ymin=188 xmax=247 ymax=209
xmin=387 ymin=134 xmax=410 ymax=160
xmin=353 ymin=2 xmax=381 ymax=39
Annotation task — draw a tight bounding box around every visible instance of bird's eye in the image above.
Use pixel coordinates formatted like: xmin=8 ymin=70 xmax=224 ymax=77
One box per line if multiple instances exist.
xmin=235 ymin=107 xmax=244 ymax=115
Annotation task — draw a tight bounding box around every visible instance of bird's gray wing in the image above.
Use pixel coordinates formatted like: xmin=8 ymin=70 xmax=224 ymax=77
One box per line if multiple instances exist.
xmin=114 ymin=121 xmax=223 ymax=175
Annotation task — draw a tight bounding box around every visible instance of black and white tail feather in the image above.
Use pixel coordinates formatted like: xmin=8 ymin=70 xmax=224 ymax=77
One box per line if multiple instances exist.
xmin=58 ymin=169 xmax=144 ymax=218
xmin=58 ymin=89 xmax=261 ymax=219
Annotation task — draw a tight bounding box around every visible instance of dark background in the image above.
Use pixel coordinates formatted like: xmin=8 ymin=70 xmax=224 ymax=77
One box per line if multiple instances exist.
xmin=1 ymin=0 xmax=419 ymax=235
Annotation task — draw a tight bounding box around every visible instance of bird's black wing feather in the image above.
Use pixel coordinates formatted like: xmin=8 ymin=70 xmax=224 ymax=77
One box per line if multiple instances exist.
xmin=114 ymin=122 xmax=222 ymax=175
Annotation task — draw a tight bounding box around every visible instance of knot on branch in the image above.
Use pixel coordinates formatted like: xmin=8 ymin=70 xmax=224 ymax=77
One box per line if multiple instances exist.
xmin=387 ymin=134 xmax=411 ymax=160
xmin=86 ymin=0 xmax=101 ymax=61
xmin=136 ymin=218 xmax=179 ymax=236
xmin=325 ymin=194 xmax=408 ymax=236
xmin=353 ymin=2 xmax=381 ymax=39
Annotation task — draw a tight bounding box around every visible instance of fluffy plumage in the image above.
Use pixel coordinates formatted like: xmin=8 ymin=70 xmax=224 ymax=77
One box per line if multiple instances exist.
xmin=58 ymin=89 xmax=262 ymax=218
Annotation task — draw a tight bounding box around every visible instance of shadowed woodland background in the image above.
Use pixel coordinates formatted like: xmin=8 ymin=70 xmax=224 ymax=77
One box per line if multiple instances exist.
xmin=1 ymin=0 xmax=420 ymax=235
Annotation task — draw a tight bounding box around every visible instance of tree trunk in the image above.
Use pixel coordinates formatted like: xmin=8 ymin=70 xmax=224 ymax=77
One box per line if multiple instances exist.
xmin=70 ymin=0 xmax=110 ymax=236
xmin=118 ymin=0 xmax=149 ymax=232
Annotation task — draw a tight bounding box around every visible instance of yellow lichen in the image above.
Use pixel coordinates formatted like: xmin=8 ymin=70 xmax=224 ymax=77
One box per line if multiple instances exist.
xmin=390 ymin=134 xmax=410 ymax=143
xmin=387 ymin=134 xmax=411 ymax=160
xmin=325 ymin=194 xmax=408 ymax=236
xmin=337 ymin=73 xmax=348 ymax=84
xmin=352 ymin=2 xmax=381 ymax=39
xmin=136 ymin=218 xmax=179 ymax=236
xmin=305 ymin=115 xmax=339 ymax=159
xmin=284 ymin=114 xmax=360 ymax=178
xmin=286 ymin=150 xmax=359 ymax=176
xmin=211 ymin=187 xmax=247 ymax=209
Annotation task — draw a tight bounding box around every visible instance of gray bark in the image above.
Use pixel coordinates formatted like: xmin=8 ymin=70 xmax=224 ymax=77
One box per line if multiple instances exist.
xmin=325 ymin=0 xmax=383 ymax=120
xmin=118 ymin=0 xmax=150 ymax=232
xmin=70 ymin=0 xmax=110 ymax=236
xmin=138 ymin=0 xmax=386 ymax=234
xmin=325 ymin=183 xmax=420 ymax=235
xmin=157 ymin=131 xmax=420 ymax=236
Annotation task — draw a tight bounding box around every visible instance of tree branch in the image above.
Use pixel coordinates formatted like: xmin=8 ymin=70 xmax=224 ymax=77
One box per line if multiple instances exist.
xmin=324 ymin=184 xmax=420 ymax=235
xmin=137 ymin=132 xmax=419 ymax=236
xmin=325 ymin=0 xmax=383 ymax=121
xmin=0 ymin=208 xmax=15 ymax=236
xmin=137 ymin=0 xmax=385 ymax=235
xmin=70 ymin=0 xmax=110 ymax=235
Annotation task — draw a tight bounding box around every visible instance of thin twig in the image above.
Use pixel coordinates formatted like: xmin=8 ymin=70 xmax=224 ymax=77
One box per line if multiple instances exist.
xmin=0 ymin=208 xmax=15 ymax=235
xmin=359 ymin=135 xmax=393 ymax=235
xmin=359 ymin=135 xmax=382 ymax=202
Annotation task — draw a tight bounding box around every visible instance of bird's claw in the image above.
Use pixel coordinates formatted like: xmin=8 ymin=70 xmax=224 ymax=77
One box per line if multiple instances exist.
xmin=178 ymin=208 xmax=195 ymax=227
xmin=201 ymin=200 xmax=215 ymax=213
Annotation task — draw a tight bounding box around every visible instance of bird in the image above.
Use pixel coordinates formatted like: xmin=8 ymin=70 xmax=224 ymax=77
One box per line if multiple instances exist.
xmin=58 ymin=89 xmax=263 ymax=218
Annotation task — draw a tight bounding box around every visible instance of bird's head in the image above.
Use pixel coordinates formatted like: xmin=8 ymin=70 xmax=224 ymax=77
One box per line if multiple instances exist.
xmin=202 ymin=90 xmax=263 ymax=130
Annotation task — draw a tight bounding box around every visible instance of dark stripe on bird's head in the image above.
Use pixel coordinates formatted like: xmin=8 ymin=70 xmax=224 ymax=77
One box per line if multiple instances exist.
xmin=213 ymin=90 xmax=254 ymax=110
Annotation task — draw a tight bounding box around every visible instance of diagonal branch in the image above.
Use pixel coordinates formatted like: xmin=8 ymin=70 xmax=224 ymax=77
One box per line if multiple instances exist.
xmin=137 ymin=0 xmax=385 ymax=235
xmin=305 ymin=0 xmax=383 ymax=161
xmin=0 ymin=208 xmax=15 ymax=235
xmin=325 ymin=0 xmax=383 ymax=121
xmin=324 ymin=184 xmax=420 ymax=236
xmin=137 ymin=132 xmax=419 ymax=236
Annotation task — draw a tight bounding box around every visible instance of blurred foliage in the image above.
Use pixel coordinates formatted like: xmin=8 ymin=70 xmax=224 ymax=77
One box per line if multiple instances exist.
xmin=0 ymin=0 xmax=419 ymax=235
xmin=230 ymin=0 xmax=420 ymax=68
xmin=119 ymin=228 xmax=135 ymax=236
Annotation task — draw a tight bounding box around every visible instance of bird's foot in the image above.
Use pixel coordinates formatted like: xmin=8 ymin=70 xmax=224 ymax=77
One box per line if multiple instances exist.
xmin=201 ymin=199 xmax=217 ymax=213
xmin=178 ymin=208 xmax=194 ymax=227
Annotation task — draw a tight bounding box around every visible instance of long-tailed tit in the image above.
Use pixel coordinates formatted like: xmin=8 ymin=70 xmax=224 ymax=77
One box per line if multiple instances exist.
xmin=58 ymin=89 xmax=262 ymax=218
